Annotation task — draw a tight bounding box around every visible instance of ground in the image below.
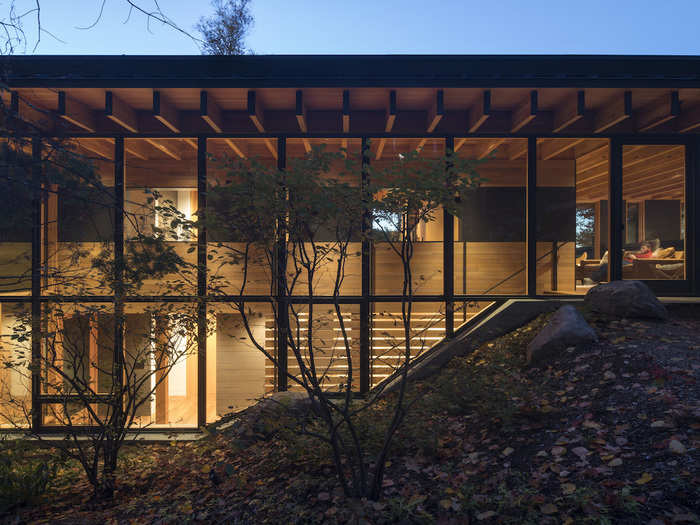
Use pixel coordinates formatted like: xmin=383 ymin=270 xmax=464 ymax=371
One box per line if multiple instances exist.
xmin=4 ymin=305 xmax=699 ymax=524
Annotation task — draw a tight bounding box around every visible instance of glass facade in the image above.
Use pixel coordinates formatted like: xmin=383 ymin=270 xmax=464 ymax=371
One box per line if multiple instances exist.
xmin=0 ymin=132 xmax=694 ymax=432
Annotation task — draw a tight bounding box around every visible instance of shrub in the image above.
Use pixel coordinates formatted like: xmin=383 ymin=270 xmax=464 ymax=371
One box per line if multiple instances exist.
xmin=0 ymin=440 xmax=58 ymax=514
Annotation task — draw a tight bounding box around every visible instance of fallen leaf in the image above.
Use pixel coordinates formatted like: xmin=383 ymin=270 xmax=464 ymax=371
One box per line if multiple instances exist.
xmin=477 ymin=511 xmax=497 ymax=520
xmin=608 ymin=458 xmax=623 ymax=467
xmin=541 ymin=503 xmax=558 ymax=515
xmin=561 ymin=483 xmax=576 ymax=495
xmin=502 ymin=447 xmax=514 ymax=457
xmin=635 ymin=472 xmax=653 ymax=485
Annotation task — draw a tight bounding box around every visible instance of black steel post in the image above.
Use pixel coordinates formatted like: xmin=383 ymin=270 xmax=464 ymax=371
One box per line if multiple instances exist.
xmin=609 ymin=138 xmax=623 ymax=282
xmin=444 ymin=136 xmax=454 ymax=337
xmin=197 ymin=136 xmax=207 ymax=426
xmin=360 ymin=137 xmax=371 ymax=393
xmin=527 ymin=137 xmax=537 ymax=296
xmin=30 ymin=137 xmax=42 ymax=431
xmin=276 ymin=137 xmax=288 ymax=391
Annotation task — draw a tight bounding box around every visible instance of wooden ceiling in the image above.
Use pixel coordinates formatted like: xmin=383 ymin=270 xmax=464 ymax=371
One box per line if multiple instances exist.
xmin=6 ymin=86 xmax=700 ymax=145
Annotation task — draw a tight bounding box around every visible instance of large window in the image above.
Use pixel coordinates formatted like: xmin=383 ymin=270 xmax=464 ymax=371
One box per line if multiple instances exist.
xmin=453 ymin=138 xmax=527 ymax=295
xmin=622 ymin=145 xmax=686 ymax=281
xmin=536 ymin=139 xmax=610 ymax=294
xmin=125 ymin=138 xmax=197 ymax=296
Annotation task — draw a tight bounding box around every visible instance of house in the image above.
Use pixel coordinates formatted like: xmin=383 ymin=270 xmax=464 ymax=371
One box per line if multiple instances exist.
xmin=0 ymin=55 xmax=698 ymax=431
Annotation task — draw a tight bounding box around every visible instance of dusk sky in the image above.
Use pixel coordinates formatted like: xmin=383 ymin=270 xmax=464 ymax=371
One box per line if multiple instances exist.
xmin=14 ymin=0 xmax=700 ymax=55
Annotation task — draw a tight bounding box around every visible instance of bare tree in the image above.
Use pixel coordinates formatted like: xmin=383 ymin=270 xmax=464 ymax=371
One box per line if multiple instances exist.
xmin=204 ymin=143 xmax=483 ymax=499
xmin=196 ymin=0 xmax=253 ymax=55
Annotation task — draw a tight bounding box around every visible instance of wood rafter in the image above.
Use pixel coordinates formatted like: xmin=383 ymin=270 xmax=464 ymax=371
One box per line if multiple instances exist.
xmin=224 ymin=138 xmax=246 ymax=158
xmin=540 ymin=138 xmax=585 ymax=160
xmin=144 ymin=138 xmax=181 ymax=160
xmin=200 ymin=90 xmax=223 ymax=133
xmin=553 ymin=90 xmax=585 ymax=133
xmin=124 ymin=140 xmax=150 ymax=160
xmin=676 ymin=103 xmax=700 ymax=133
xmin=453 ymin=138 xmax=467 ymax=153
xmin=594 ymin=91 xmax=631 ymax=133
xmin=468 ymin=90 xmax=491 ymax=133
xmin=342 ymin=90 xmax=350 ymax=133
xmin=75 ymin=138 xmax=112 ymax=160
xmin=637 ymin=91 xmax=680 ymax=132
xmin=295 ymin=90 xmax=307 ymax=132
xmin=57 ymin=91 xmax=96 ymax=132
xmin=385 ymin=90 xmax=397 ymax=132
xmin=105 ymin=91 xmax=138 ymax=133
xmin=376 ymin=139 xmax=386 ymax=160
xmin=477 ymin=139 xmax=506 ymax=160
xmin=152 ymin=91 xmax=180 ymax=133
xmin=248 ymin=90 xmax=264 ymax=132
xmin=427 ymin=90 xmax=443 ymax=132
xmin=511 ymin=90 xmax=537 ymax=132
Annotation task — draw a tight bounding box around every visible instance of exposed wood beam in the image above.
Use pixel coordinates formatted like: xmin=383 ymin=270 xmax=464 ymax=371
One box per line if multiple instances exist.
xmin=376 ymin=138 xmax=386 ymax=160
xmin=676 ymin=103 xmax=700 ymax=133
xmin=468 ymin=90 xmax=491 ymax=133
xmin=476 ymin=139 xmax=506 ymax=160
xmin=144 ymin=139 xmax=181 ymax=160
xmin=637 ymin=91 xmax=680 ymax=132
xmin=224 ymin=138 xmax=246 ymax=159
xmin=57 ymin=91 xmax=96 ymax=133
xmin=152 ymin=91 xmax=180 ymax=133
xmin=508 ymin=142 xmax=528 ymax=160
xmin=416 ymin=138 xmax=427 ymax=153
xmin=183 ymin=138 xmax=198 ymax=150
xmin=264 ymin=139 xmax=277 ymax=159
xmin=553 ymin=90 xmax=585 ymax=133
xmin=200 ymin=91 xmax=223 ymax=133
xmin=342 ymin=90 xmax=350 ymax=133
xmin=511 ymin=90 xmax=538 ymax=133
xmin=248 ymin=90 xmax=264 ymax=132
xmin=295 ymin=90 xmax=307 ymax=132
xmin=453 ymin=138 xmax=467 ymax=153
xmin=76 ymin=138 xmax=113 ymax=160
xmin=105 ymin=91 xmax=138 ymax=133
xmin=302 ymin=139 xmax=311 ymax=153
xmin=426 ymin=90 xmax=444 ymax=133
xmin=540 ymin=138 xmax=585 ymax=160
xmin=594 ymin=91 xmax=631 ymax=133
xmin=385 ymin=90 xmax=397 ymax=132
xmin=124 ymin=140 xmax=149 ymax=160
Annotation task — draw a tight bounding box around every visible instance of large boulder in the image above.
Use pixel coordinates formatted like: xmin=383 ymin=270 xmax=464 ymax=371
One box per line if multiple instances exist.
xmin=584 ymin=280 xmax=668 ymax=320
xmin=527 ymin=305 xmax=598 ymax=365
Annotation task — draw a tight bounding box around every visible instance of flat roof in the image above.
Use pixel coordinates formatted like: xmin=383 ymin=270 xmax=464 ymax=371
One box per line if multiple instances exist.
xmin=4 ymin=54 xmax=700 ymax=88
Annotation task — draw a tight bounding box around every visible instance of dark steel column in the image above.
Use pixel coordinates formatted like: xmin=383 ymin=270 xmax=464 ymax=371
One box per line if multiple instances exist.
xmin=276 ymin=137 xmax=288 ymax=391
xmin=444 ymin=136 xmax=454 ymax=337
xmin=609 ymin=138 xmax=623 ymax=282
xmin=690 ymin=138 xmax=699 ymax=296
xmin=113 ymin=137 xmax=125 ymax=425
xmin=30 ymin=137 xmax=42 ymax=431
xmin=527 ymin=137 xmax=537 ymax=296
xmin=360 ymin=137 xmax=371 ymax=393
xmin=197 ymin=136 xmax=207 ymax=426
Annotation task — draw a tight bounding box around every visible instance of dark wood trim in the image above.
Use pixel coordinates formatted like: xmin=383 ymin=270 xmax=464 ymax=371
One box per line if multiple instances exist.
xmin=197 ymin=136 xmax=207 ymax=426
xmin=527 ymin=136 xmax=537 ymax=296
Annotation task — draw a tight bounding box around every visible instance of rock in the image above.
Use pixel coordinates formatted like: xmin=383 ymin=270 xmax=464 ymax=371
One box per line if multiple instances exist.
xmin=527 ymin=305 xmax=598 ymax=365
xmin=668 ymin=439 xmax=687 ymax=454
xmin=584 ymin=280 xmax=668 ymax=320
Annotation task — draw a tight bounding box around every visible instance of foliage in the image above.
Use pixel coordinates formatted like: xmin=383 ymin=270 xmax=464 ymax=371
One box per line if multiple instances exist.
xmin=196 ymin=0 xmax=253 ymax=55
xmin=0 ymin=440 xmax=61 ymax=514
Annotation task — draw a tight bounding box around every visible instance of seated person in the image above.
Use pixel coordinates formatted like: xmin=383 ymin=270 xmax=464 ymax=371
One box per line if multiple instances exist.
xmin=623 ymin=241 xmax=654 ymax=262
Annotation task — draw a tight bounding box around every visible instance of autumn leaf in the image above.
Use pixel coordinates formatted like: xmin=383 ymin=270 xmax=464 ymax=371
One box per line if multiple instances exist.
xmin=561 ymin=483 xmax=576 ymax=495
xmin=540 ymin=503 xmax=558 ymax=515
xmin=635 ymin=472 xmax=653 ymax=485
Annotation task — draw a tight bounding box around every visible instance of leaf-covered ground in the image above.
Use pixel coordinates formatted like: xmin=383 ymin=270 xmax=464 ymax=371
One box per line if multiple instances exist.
xmin=8 ymin=305 xmax=700 ymax=524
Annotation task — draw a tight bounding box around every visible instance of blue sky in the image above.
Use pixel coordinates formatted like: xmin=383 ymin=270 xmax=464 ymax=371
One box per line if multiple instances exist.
xmin=14 ymin=0 xmax=700 ymax=55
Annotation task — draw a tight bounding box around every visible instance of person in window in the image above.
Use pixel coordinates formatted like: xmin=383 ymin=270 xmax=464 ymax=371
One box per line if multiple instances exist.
xmin=624 ymin=241 xmax=654 ymax=263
